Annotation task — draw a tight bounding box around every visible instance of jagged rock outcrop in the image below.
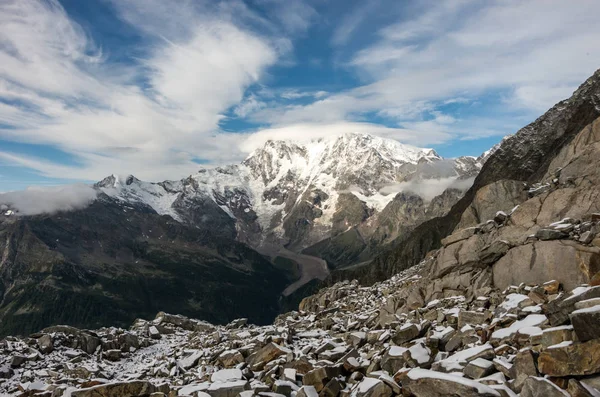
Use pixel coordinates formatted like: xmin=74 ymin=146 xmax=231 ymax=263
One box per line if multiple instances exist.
xmin=332 ymin=68 xmax=600 ymax=286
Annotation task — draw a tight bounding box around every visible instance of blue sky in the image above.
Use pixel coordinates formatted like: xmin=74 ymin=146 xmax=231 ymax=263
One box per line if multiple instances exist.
xmin=1 ymin=0 xmax=600 ymax=191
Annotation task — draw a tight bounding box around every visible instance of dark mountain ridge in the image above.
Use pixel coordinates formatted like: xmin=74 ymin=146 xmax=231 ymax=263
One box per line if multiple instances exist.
xmin=0 ymin=194 xmax=287 ymax=336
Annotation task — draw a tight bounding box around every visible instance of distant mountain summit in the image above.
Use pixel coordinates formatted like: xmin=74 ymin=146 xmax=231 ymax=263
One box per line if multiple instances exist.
xmin=97 ymin=133 xmax=486 ymax=262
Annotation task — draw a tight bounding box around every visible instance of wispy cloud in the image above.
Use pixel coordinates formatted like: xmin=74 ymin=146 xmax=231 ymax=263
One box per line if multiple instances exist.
xmin=379 ymin=177 xmax=475 ymax=202
xmin=244 ymin=0 xmax=600 ymax=146
xmin=1 ymin=0 xmax=600 ymax=186
xmin=0 ymin=184 xmax=97 ymax=215
xmin=238 ymin=121 xmax=451 ymax=153
xmin=257 ymin=0 xmax=318 ymax=35
xmin=0 ymin=0 xmax=291 ymax=181
xmin=330 ymin=1 xmax=376 ymax=46
xmin=279 ymin=89 xmax=328 ymax=100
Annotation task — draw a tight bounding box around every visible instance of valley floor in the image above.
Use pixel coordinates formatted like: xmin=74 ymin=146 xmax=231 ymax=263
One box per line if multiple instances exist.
xmin=261 ymin=246 xmax=330 ymax=297
xmin=279 ymin=250 xmax=329 ymax=297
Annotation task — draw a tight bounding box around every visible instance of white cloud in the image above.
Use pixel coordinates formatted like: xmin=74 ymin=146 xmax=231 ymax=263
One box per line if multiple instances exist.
xmin=257 ymin=0 xmax=318 ymax=35
xmin=2 ymin=0 xmax=600 ymax=186
xmin=279 ymin=89 xmax=328 ymax=100
xmin=0 ymin=184 xmax=97 ymax=215
xmin=145 ymin=22 xmax=276 ymax=119
xmin=247 ymin=0 xmax=600 ymax=144
xmin=238 ymin=121 xmax=450 ymax=153
xmin=233 ymin=94 xmax=267 ymax=118
xmin=330 ymin=1 xmax=375 ymax=46
xmin=0 ymin=0 xmax=281 ymax=181
xmin=379 ymin=177 xmax=475 ymax=202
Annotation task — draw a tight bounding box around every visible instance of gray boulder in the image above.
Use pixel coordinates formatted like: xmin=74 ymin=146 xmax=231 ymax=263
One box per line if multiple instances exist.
xmin=71 ymin=381 xmax=164 ymax=397
xmin=570 ymin=305 xmax=600 ymax=342
xmin=401 ymin=368 xmax=500 ymax=397
xmin=535 ymin=229 xmax=568 ymax=241
xmin=37 ymin=334 xmax=53 ymax=354
xmin=521 ymin=377 xmax=570 ymax=397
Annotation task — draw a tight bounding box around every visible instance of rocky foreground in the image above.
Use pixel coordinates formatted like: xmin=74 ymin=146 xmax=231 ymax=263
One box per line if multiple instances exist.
xmin=2 ymin=234 xmax=600 ymax=397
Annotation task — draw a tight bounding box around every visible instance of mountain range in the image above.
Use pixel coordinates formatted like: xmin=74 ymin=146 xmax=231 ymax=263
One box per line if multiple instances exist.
xmin=0 ymin=132 xmax=486 ymax=336
xmin=96 ymin=133 xmax=488 ymax=266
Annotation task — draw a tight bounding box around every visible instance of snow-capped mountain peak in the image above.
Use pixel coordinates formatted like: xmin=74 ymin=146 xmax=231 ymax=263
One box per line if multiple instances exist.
xmin=242 ymin=132 xmax=442 ymax=191
xmin=96 ymin=133 xmax=488 ymax=251
xmin=319 ymin=132 xmax=441 ymax=164
xmin=96 ymin=174 xmax=141 ymax=189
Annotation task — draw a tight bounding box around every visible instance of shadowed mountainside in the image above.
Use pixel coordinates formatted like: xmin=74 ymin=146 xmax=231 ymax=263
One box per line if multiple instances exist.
xmin=0 ymin=195 xmax=287 ymax=336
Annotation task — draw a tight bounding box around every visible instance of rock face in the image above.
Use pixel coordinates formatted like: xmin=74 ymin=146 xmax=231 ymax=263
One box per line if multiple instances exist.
xmin=520 ymin=377 xmax=571 ymax=397
xmin=401 ymin=368 xmax=499 ymax=397
xmin=538 ymin=338 xmax=600 ymax=376
xmin=570 ymin=305 xmax=600 ymax=342
xmin=335 ymin=68 xmax=600 ymax=286
xmin=492 ymin=240 xmax=600 ymax=291
xmin=246 ymin=342 xmax=290 ymax=370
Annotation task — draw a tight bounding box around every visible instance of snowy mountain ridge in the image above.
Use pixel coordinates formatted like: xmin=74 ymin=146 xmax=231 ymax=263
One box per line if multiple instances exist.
xmin=96 ymin=133 xmax=486 ymax=251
